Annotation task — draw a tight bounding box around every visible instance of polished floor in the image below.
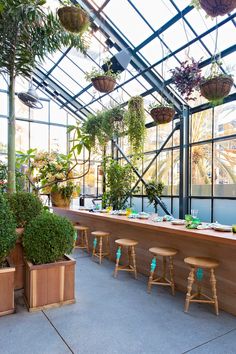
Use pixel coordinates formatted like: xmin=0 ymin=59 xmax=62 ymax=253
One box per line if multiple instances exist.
xmin=1 ymin=249 xmax=236 ymax=354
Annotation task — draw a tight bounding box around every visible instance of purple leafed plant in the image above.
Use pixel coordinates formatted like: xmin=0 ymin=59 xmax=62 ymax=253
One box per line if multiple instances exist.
xmin=170 ymin=58 xmax=202 ymax=101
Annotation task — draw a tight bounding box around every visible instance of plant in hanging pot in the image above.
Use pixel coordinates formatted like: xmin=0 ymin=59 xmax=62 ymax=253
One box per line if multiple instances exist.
xmin=191 ymin=0 xmax=236 ymax=17
xmin=58 ymin=1 xmax=90 ymax=34
xmin=145 ymin=180 xmax=165 ymax=214
xmin=23 ymin=211 xmax=75 ymax=311
xmin=149 ymin=102 xmax=175 ymax=124
xmin=0 ymin=194 xmax=17 ymax=316
xmin=85 ymin=60 xmax=120 ymax=93
xmin=199 ymin=60 xmax=234 ymax=105
xmin=170 ymin=58 xmax=202 ymax=101
xmin=125 ymin=96 xmax=146 ymax=157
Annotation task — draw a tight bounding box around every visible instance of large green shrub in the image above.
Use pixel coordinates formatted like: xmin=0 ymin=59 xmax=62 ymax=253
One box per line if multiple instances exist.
xmin=7 ymin=192 xmax=43 ymax=228
xmin=0 ymin=194 xmax=17 ymax=264
xmin=23 ymin=212 xmax=74 ymax=265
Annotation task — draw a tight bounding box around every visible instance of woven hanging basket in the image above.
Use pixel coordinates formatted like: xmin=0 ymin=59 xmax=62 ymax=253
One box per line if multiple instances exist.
xmin=150 ymin=107 xmax=175 ymax=124
xmin=91 ymin=76 xmax=116 ymax=93
xmin=58 ymin=6 xmax=89 ymax=34
xmin=200 ymin=76 xmax=233 ymax=101
xmin=199 ymin=0 xmax=236 ymax=17
xmin=51 ymin=192 xmax=71 ymax=208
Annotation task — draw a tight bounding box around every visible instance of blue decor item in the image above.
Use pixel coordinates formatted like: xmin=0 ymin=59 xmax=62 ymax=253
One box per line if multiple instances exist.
xmin=116 ymin=247 xmax=122 ymax=260
xmin=74 ymin=231 xmax=77 ymax=241
xmin=151 ymin=257 xmax=157 ymax=272
xmin=196 ymin=268 xmax=204 ymax=281
xmin=93 ymin=238 xmax=97 ymax=248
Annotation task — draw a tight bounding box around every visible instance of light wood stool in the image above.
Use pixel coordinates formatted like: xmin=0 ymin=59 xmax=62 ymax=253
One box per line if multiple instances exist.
xmin=91 ymin=231 xmax=110 ymax=264
xmin=184 ymin=256 xmax=219 ymax=315
xmin=114 ymin=239 xmax=138 ymax=279
xmin=147 ymin=247 xmax=178 ymax=295
xmin=74 ymin=225 xmax=89 ymax=253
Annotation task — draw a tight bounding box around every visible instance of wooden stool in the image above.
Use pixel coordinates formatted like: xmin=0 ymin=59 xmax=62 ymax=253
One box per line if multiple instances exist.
xmin=91 ymin=231 xmax=110 ymax=264
xmin=147 ymin=247 xmax=178 ymax=295
xmin=74 ymin=225 xmax=89 ymax=253
xmin=114 ymin=239 xmax=138 ymax=279
xmin=184 ymin=256 xmax=219 ymax=315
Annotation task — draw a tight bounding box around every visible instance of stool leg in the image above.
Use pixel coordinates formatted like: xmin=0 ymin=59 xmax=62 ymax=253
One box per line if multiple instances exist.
xmin=92 ymin=237 xmax=97 ymax=257
xmin=99 ymin=237 xmax=103 ymax=265
xmin=184 ymin=267 xmax=195 ymax=313
xmin=162 ymin=256 xmax=167 ymax=281
xmin=114 ymin=246 xmax=121 ymax=278
xmin=84 ymin=230 xmax=89 ymax=253
xmin=210 ymin=269 xmax=219 ymax=316
xmin=131 ymin=246 xmax=137 ymax=279
xmin=169 ymin=256 xmax=175 ymax=296
xmin=147 ymin=257 xmax=157 ymax=293
xmin=128 ymin=246 xmax=132 ymax=267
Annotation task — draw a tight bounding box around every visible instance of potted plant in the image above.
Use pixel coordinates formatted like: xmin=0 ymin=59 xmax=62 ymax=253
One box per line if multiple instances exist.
xmin=145 ymin=180 xmax=165 ymax=213
xmin=85 ymin=60 xmax=120 ymax=93
xmin=149 ymin=102 xmax=175 ymax=124
xmin=23 ymin=211 xmax=75 ymax=311
xmin=58 ymin=1 xmax=90 ymax=34
xmin=0 ymin=194 xmax=17 ymax=316
xmin=200 ymin=60 xmax=234 ymax=105
xmin=6 ymin=192 xmax=43 ymax=289
xmin=125 ymin=96 xmax=146 ymax=156
xmin=104 ymin=159 xmax=135 ymax=210
xmin=0 ymin=0 xmax=89 ymax=194
xmin=170 ymin=58 xmax=202 ymax=101
xmin=191 ymin=0 xmax=236 ymax=17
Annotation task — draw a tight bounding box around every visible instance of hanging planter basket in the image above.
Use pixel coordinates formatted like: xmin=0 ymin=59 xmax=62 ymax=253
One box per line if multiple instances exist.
xmin=199 ymin=0 xmax=236 ymax=17
xmin=58 ymin=6 xmax=90 ymax=34
xmin=91 ymin=76 xmax=116 ymax=93
xmin=150 ymin=107 xmax=175 ymax=124
xmin=200 ymin=76 xmax=233 ymax=102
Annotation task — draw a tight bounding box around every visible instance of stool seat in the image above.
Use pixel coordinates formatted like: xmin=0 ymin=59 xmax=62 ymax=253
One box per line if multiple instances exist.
xmin=184 ymin=257 xmax=219 ymax=269
xmin=115 ymin=238 xmax=138 ymax=247
xmin=91 ymin=231 xmax=110 ymax=237
xmin=149 ymin=247 xmax=178 ymax=257
xmin=74 ymin=225 xmax=89 ymax=231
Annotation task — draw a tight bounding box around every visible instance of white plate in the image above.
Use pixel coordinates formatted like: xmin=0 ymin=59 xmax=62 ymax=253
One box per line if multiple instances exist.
xmin=171 ymin=219 xmax=185 ymax=225
xmin=213 ymin=225 xmax=232 ymax=232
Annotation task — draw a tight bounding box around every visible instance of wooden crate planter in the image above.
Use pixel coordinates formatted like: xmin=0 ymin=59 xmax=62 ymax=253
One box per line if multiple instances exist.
xmin=24 ymin=255 xmax=76 ymax=312
xmin=9 ymin=228 xmax=24 ymax=290
xmin=0 ymin=259 xmax=15 ymax=316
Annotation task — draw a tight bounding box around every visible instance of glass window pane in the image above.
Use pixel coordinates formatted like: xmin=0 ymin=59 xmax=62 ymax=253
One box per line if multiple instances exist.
xmin=30 ymin=101 xmax=49 ymax=123
xmin=191 ymin=143 xmax=212 ymax=196
xmin=213 ymin=199 xmax=236 ymax=225
xmin=15 ymin=97 xmax=29 ymax=119
xmin=15 ymin=120 xmax=29 ymax=153
xmin=191 ymin=198 xmax=211 ymax=223
xmin=157 ymin=151 xmax=172 ymax=195
xmin=214 ymin=139 xmax=236 ymax=197
xmin=0 ymin=92 xmax=8 ymax=116
xmin=0 ymin=118 xmax=7 ymax=153
xmin=30 ymin=123 xmax=49 ymax=151
xmin=191 ymin=109 xmax=212 ymax=143
xmin=214 ymin=102 xmax=236 ymax=138
xmin=50 ymin=101 xmax=67 ymax=125
xmin=50 ymin=126 xmax=67 ymax=154
xmin=173 ymin=149 xmax=180 ymax=195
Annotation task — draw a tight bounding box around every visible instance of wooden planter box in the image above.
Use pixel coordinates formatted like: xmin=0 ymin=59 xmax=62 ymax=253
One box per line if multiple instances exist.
xmin=24 ymin=255 xmax=76 ymax=312
xmin=9 ymin=228 xmax=24 ymax=290
xmin=0 ymin=259 xmax=15 ymax=316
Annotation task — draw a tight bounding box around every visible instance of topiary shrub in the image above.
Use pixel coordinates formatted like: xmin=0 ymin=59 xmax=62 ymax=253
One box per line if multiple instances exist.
xmin=23 ymin=212 xmax=74 ymax=265
xmin=0 ymin=194 xmax=17 ymax=264
xmin=6 ymin=192 xmax=43 ymax=228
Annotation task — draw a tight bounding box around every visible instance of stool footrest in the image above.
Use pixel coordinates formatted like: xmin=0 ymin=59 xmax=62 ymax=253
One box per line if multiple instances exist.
xmin=117 ymin=265 xmax=135 ymax=272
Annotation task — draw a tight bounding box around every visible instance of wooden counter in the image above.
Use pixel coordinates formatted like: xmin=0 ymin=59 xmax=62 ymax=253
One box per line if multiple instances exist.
xmin=54 ymin=207 xmax=236 ymax=316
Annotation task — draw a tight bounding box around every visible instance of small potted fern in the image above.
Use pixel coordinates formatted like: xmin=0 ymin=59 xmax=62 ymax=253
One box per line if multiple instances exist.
xmin=145 ymin=180 xmax=165 ymax=213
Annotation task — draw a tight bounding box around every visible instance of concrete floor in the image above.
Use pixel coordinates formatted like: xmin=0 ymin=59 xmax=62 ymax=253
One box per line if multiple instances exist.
xmin=0 ymin=250 xmax=236 ymax=354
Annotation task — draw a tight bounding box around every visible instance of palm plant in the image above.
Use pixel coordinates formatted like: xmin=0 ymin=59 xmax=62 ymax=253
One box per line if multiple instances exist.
xmin=0 ymin=0 xmax=89 ymax=193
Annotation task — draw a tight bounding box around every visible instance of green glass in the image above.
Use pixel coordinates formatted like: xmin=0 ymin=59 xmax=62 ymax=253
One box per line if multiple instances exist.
xmin=185 ymin=214 xmax=193 ymax=222
xmin=232 ymin=225 xmax=236 ymax=233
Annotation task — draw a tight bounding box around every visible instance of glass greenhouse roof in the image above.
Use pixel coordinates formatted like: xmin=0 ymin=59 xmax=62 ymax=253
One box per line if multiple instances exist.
xmin=32 ymin=0 xmax=236 ymax=123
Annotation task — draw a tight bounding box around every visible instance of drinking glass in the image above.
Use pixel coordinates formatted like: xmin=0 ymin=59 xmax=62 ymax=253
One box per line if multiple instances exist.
xmin=232 ymin=225 xmax=236 ymax=234
xmin=191 ymin=209 xmax=199 ymax=219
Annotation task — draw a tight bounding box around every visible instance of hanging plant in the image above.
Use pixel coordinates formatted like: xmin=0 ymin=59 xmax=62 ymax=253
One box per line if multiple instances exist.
xmin=125 ymin=96 xmax=146 ymax=156
xmin=58 ymin=2 xmax=90 ymax=34
xmin=170 ymin=58 xmax=202 ymax=101
xmin=200 ymin=60 xmax=234 ymax=105
xmin=145 ymin=180 xmax=165 ymax=213
xmin=85 ymin=60 xmax=120 ymax=93
xmin=149 ymin=102 xmax=175 ymax=124
xmin=191 ymin=0 xmax=236 ymax=17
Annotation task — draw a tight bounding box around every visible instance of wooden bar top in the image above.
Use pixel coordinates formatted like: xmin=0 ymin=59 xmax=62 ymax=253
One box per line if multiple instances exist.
xmin=53 ymin=207 xmax=236 ymax=246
